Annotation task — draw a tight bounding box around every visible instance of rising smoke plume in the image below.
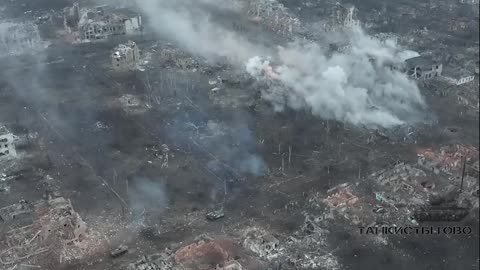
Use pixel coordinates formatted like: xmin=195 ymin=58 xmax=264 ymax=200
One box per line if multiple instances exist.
xmin=135 ymin=0 xmax=264 ymax=63
xmin=135 ymin=0 xmax=426 ymax=128
xmin=128 ymin=177 xmax=168 ymax=226
xmin=247 ymin=27 xmax=426 ymax=128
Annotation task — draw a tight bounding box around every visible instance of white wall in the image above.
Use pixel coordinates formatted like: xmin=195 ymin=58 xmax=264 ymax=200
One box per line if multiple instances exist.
xmin=456 ymin=75 xmax=475 ymax=85
xmin=0 ymin=134 xmax=17 ymax=158
xmin=125 ymin=16 xmax=142 ymax=35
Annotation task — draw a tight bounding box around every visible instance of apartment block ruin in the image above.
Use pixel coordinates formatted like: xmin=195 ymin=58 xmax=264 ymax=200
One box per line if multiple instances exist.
xmin=112 ymin=41 xmax=140 ymax=71
xmin=442 ymin=66 xmax=475 ymax=85
xmin=0 ymin=126 xmax=17 ymax=159
xmin=0 ymin=21 xmax=48 ymax=56
xmin=404 ymin=55 xmax=443 ymax=80
xmin=63 ymin=3 xmax=142 ymax=42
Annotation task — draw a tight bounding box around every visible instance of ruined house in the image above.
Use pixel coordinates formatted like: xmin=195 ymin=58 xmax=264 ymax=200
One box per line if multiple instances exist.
xmin=0 ymin=197 xmax=101 ymax=267
xmin=330 ymin=3 xmax=360 ymax=30
xmin=404 ymin=56 xmax=443 ymax=80
xmin=0 ymin=126 xmax=17 ymax=159
xmin=112 ymin=40 xmax=140 ymax=71
xmin=442 ymin=66 xmax=475 ymax=85
xmin=64 ymin=3 xmax=142 ymax=42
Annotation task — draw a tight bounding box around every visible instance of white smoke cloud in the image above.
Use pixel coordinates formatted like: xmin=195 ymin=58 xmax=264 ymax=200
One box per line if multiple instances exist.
xmin=134 ymin=0 xmax=425 ymax=128
xmin=247 ymin=27 xmax=426 ymax=128
xmin=135 ymin=0 xmax=263 ymax=63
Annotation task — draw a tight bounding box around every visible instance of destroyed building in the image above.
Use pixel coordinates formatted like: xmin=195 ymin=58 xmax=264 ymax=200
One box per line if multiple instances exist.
xmin=0 ymin=126 xmax=17 ymax=159
xmin=0 ymin=197 xmax=105 ymax=268
xmin=112 ymin=40 xmax=140 ymax=71
xmin=417 ymin=145 xmax=479 ymax=176
xmin=0 ymin=21 xmax=48 ymax=56
xmin=404 ymin=56 xmax=443 ymax=80
xmin=63 ymin=2 xmax=80 ymax=33
xmin=332 ymin=3 xmax=360 ymax=29
xmin=159 ymin=47 xmax=198 ymax=69
xmin=442 ymin=66 xmax=476 ymax=85
xmin=64 ymin=3 xmax=142 ymax=42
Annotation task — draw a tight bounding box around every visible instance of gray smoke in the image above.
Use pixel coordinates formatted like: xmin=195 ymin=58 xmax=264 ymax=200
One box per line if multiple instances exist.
xmin=128 ymin=177 xmax=168 ymax=225
xmin=135 ymin=0 xmax=263 ymax=63
xmin=135 ymin=0 xmax=426 ymax=128
xmin=246 ymin=27 xmax=426 ymax=128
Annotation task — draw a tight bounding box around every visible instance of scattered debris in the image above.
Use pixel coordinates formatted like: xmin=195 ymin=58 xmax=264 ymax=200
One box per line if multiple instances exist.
xmin=243 ymin=228 xmax=282 ymax=261
xmin=128 ymin=253 xmax=177 ymax=270
xmin=417 ymin=145 xmax=479 ymax=176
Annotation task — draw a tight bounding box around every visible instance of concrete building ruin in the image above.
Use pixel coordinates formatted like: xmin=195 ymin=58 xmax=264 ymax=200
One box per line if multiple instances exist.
xmin=442 ymin=67 xmax=475 ymax=85
xmin=112 ymin=40 xmax=140 ymax=71
xmin=0 ymin=126 xmax=17 ymax=159
xmin=329 ymin=3 xmax=360 ymax=31
xmin=0 ymin=21 xmax=48 ymax=56
xmin=63 ymin=3 xmax=142 ymax=42
xmin=334 ymin=3 xmax=360 ymax=28
xmin=63 ymin=2 xmax=80 ymax=33
xmin=404 ymin=56 xmax=443 ymax=80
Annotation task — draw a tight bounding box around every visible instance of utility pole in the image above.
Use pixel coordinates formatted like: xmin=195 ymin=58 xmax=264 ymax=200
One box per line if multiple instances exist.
xmin=460 ymin=156 xmax=466 ymax=192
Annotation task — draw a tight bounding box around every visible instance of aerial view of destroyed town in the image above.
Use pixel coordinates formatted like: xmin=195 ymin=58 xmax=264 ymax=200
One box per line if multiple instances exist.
xmin=0 ymin=0 xmax=479 ymax=269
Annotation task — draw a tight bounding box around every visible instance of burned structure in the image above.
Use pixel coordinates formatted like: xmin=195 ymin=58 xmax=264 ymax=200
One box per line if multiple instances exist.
xmin=63 ymin=2 xmax=80 ymax=33
xmin=332 ymin=3 xmax=360 ymax=30
xmin=404 ymin=56 xmax=443 ymax=80
xmin=112 ymin=40 xmax=140 ymax=71
xmin=63 ymin=3 xmax=142 ymax=42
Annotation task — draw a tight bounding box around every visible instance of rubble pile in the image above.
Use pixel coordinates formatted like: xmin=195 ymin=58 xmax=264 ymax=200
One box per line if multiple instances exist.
xmin=0 ymin=197 xmax=108 ymax=267
xmin=0 ymin=222 xmax=49 ymax=266
xmin=324 ymin=183 xmax=359 ymax=208
xmin=160 ymin=48 xmax=198 ymax=70
xmin=243 ymin=228 xmax=283 ymax=261
xmin=372 ymin=163 xmax=433 ymax=207
xmin=321 ymin=183 xmax=373 ymax=226
xmin=33 ymin=197 xmax=106 ymax=264
xmin=282 ymin=215 xmax=340 ymax=269
xmin=417 ymin=144 xmax=479 ymax=175
xmin=128 ymin=253 xmax=178 ymax=270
